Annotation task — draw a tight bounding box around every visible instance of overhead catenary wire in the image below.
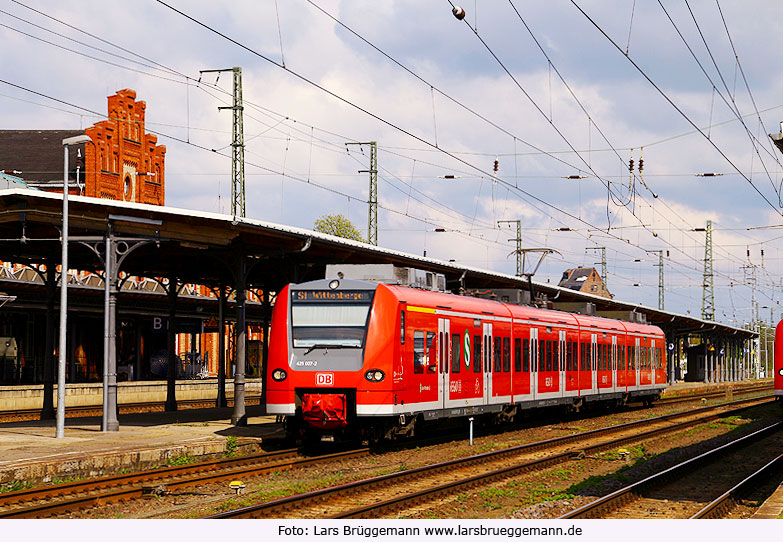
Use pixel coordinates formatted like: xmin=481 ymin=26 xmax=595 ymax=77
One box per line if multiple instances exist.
xmin=569 ymin=0 xmax=783 ymax=218
xmin=1 ymin=3 xmax=774 ymax=316
xmin=2 ymin=0 xmax=770 ymax=280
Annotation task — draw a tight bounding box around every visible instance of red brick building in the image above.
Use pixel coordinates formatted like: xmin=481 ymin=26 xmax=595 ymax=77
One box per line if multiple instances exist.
xmin=0 ymin=89 xmax=165 ymax=205
xmin=84 ymin=89 xmax=166 ymax=204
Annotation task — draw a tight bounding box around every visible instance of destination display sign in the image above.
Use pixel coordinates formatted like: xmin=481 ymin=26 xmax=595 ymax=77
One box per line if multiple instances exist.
xmin=292 ymin=290 xmax=372 ymax=303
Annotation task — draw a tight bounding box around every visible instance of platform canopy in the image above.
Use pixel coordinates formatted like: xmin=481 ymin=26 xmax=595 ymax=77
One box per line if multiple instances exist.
xmin=0 ymin=188 xmax=756 ymax=340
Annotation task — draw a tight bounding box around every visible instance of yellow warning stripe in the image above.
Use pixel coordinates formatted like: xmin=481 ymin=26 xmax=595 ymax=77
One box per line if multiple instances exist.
xmin=408 ymin=305 xmax=436 ymax=314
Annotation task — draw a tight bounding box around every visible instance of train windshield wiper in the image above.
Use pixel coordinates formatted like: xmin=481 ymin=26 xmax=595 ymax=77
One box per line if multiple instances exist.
xmin=302 ymin=344 xmax=346 ymax=356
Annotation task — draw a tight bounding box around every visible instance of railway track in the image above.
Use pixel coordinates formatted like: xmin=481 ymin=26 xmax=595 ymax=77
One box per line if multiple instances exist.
xmin=559 ymin=421 xmax=783 ymax=519
xmin=204 ymin=395 xmax=774 ymax=519
xmin=0 ymin=396 xmax=263 ymax=423
xmin=0 ymin=447 xmax=367 ymax=518
xmin=1 ymin=392 xmax=773 ymax=519
xmin=655 ymin=382 xmax=771 ymax=407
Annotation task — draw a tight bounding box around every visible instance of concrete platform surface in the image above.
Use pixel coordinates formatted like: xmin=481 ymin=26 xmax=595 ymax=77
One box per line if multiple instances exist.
xmin=0 ymin=405 xmax=282 ymax=487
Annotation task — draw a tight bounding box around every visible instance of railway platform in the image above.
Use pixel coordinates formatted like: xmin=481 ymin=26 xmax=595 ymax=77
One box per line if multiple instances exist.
xmin=0 ymin=405 xmax=282 ymax=489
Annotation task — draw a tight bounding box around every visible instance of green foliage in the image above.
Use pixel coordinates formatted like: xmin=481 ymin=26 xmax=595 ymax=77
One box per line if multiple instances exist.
xmin=166 ymin=454 xmax=196 ymax=466
xmin=225 ymin=436 xmax=239 ymax=457
xmin=314 ymin=214 xmax=364 ymax=242
xmin=1 ymin=480 xmax=32 ymax=493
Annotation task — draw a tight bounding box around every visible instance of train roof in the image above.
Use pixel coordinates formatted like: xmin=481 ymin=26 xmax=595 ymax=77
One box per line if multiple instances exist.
xmin=382 ymin=283 xmax=663 ymax=336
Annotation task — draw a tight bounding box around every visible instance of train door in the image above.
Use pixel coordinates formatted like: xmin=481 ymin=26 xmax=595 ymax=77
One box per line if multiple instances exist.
xmin=559 ymin=330 xmax=566 ymax=394
xmin=634 ymin=337 xmax=641 ymax=389
xmin=611 ymin=335 xmax=618 ymax=393
xmin=591 ymin=333 xmax=598 ymax=393
xmin=438 ymin=318 xmax=450 ymax=409
xmin=530 ymin=327 xmax=539 ymax=400
xmin=483 ymin=322 xmax=492 ymax=404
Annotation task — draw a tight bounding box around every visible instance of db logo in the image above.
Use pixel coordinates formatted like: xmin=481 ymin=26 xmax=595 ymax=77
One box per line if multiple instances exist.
xmin=315 ymin=373 xmax=334 ymax=386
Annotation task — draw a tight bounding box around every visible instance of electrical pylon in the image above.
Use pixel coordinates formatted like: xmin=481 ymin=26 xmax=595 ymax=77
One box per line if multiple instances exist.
xmin=201 ymin=67 xmax=245 ymax=218
xmin=701 ymin=220 xmax=715 ymax=321
xmin=648 ymin=250 xmax=664 ymax=310
xmin=498 ymin=220 xmax=522 ymax=276
xmin=587 ymin=246 xmax=607 ymax=292
xmin=345 ymin=142 xmax=378 ymax=245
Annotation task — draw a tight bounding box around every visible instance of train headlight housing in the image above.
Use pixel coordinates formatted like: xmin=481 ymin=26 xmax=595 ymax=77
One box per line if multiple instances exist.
xmin=272 ymin=369 xmax=288 ymax=382
xmin=365 ymin=369 xmax=385 ymax=382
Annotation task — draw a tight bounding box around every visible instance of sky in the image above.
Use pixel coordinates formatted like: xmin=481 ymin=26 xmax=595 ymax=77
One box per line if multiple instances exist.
xmin=2 ymin=0 xmax=783 ymax=327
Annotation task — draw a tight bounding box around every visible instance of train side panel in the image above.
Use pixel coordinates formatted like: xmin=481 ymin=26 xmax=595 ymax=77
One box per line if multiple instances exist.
xmin=775 ymin=320 xmax=783 ymax=398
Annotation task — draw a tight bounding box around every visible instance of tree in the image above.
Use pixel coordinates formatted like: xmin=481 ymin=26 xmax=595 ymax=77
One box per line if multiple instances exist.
xmin=314 ymin=214 xmax=364 ymax=242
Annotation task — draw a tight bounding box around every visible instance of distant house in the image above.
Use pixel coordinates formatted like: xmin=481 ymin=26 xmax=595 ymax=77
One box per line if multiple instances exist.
xmin=0 ymin=89 xmax=165 ymax=205
xmin=558 ymin=267 xmax=612 ymax=299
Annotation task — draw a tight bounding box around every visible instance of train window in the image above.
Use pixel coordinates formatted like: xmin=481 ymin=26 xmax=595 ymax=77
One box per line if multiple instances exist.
xmin=514 ymin=338 xmax=522 ymax=372
xmin=602 ymin=344 xmax=607 ymax=371
xmin=292 ymin=303 xmax=371 ymax=349
xmin=494 ymin=337 xmax=502 ymax=373
xmin=553 ymin=340 xmax=559 ymax=372
xmin=579 ymin=342 xmax=585 ymax=371
xmin=575 ymin=341 xmax=580 ymax=371
xmin=538 ymin=339 xmax=545 ymax=372
xmin=452 ymin=332 xmax=461 ymax=373
xmin=427 ymin=332 xmax=436 ymax=369
xmin=439 ymin=332 xmax=444 ymax=373
xmin=619 ymin=345 xmax=625 ymax=371
xmin=484 ymin=336 xmax=489 ymax=372
xmin=400 ymin=310 xmax=405 ymax=345
xmin=413 ymin=331 xmax=425 ymax=374
xmin=522 ymin=339 xmax=530 ymax=372
xmin=473 ymin=336 xmax=482 ymax=373
xmin=503 ymin=337 xmax=510 ymax=372
xmin=545 ymin=340 xmax=552 ymax=372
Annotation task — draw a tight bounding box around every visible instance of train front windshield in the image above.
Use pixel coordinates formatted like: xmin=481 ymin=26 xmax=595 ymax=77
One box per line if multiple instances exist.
xmin=291 ymin=289 xmax=373 ymax=349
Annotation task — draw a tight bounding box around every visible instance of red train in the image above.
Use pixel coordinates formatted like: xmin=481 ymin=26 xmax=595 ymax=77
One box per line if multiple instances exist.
xmin=775 ymin=320 xmax=783 ymax=405
xmin=266 ymin=278 xmax=668 ymax=442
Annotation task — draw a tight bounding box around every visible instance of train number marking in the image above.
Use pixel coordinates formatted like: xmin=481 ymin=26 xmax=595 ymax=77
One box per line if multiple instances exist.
xmin=315 ymin=373 xmax=334 ymax=386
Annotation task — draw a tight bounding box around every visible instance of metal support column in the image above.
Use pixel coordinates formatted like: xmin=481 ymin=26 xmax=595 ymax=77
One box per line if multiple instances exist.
xmin=705 ymin=338 xmax=711 ymax=383
xmin=261 ymin=288 xmax=270 ymax=413
xmin=216 ymin=285 xmax=227 ymax=408
xmin=41 ymin=260 xmax=56 ymax=419
xmin=103 ymin=231 xmax=119 ymax=431
xmin=231 ymin=257 xmax=247 ymax=426
xmin=165 ymin=274 xmax=179 ymax=411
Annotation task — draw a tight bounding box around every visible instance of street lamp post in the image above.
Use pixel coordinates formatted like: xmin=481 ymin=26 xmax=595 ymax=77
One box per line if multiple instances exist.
xmin=56 ymin=134 xmax=92 ymax=439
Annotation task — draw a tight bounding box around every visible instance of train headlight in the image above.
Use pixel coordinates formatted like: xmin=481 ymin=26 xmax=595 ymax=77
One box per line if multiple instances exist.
xmin=272 ymin=369 xmax=288 ymax=381
xmin=779 ymin=368 xmax=783 ymax=377
xmin=364 ymin=369 xmax=385 ymax=382
xmin=329 ymin=279 xmax=340 ymax=290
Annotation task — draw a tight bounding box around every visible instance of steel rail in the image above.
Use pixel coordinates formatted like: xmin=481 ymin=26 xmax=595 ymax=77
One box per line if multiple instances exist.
xmin=691 ymin=452 xmax=783 ymax=518
xmin=559 ymin=421 xmax=783 ymax=519
xmin=0 ymin=448 xmax=368 ymax=518
xmin=206 ymin=396 xmax=773 ymax=519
